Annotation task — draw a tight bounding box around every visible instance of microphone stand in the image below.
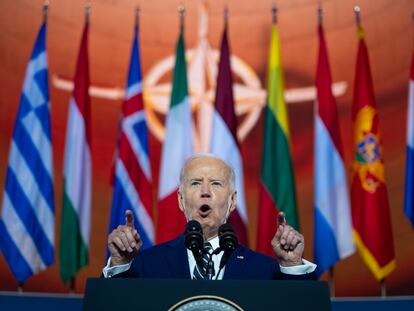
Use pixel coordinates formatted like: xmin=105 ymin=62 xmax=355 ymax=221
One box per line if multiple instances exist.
xmin=203 ymin=247 xmax=221 ymax=280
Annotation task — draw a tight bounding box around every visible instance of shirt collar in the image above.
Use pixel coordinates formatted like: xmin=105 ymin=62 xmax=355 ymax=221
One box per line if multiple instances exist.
xmin=206 ymin=235 xmax=220 ymax=251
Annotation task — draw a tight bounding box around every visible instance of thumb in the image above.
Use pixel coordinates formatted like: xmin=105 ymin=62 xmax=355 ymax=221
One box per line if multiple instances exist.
xmin=125 ymin=210 xmax=135 ymax=228
xmin=277 ymin=211 xmax=286 ymax=228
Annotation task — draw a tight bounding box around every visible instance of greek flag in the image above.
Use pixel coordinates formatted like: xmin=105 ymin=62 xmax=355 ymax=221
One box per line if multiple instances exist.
xmin=0 ymin=22 xmax=54 ymax=283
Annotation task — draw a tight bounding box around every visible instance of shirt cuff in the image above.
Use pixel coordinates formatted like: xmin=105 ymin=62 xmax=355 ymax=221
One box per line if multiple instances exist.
xmin=102 ymin=257 xmax=132 ymax=278
xmin=279 ymin=258 xmax=317 ymax=275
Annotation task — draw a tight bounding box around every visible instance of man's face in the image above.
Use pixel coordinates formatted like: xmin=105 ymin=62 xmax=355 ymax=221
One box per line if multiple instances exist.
xmin=178 ymin=157 xmax=237 ymax=240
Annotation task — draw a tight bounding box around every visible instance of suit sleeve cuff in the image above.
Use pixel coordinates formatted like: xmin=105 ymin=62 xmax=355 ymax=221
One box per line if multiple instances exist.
xmin=279 ymin=258 xmax=317 ymax=275
xmin=102 ymin=257 xmax=132 ymax=278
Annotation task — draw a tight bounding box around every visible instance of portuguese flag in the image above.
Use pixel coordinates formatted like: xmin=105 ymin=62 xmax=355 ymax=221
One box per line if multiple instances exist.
xmin=351 ymin=24 xmax=395 ymax=280
xmin=256 ymin=23 xmax=299 ymax=256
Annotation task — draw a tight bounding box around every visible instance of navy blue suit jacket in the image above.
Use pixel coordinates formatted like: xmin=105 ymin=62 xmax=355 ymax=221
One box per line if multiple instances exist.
xmin=116 ymin=235 xmax=316 ymax=280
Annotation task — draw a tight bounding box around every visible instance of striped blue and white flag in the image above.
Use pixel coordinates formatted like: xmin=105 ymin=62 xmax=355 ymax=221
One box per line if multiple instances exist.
xmin=0 ymin=22 xmax=54 ymax=283
xmin=107 ymin=20 xmax=154 ymax=255
xmin=313 ymin=24 xmax=355 ymax=276
xmin=404 ymin=47 xmax=414 ymax=227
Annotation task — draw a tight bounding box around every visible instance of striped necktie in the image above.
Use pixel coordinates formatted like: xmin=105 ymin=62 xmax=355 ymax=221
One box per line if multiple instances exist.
xmin=193 ymin=242 xmax=213 ymax=280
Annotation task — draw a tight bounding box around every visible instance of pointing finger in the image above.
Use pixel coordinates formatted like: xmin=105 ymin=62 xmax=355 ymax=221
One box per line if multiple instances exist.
xmin=125 ymin=210 xmax=135 ymax=228
xmin=277 ymin=211 xmax=286 ymax=227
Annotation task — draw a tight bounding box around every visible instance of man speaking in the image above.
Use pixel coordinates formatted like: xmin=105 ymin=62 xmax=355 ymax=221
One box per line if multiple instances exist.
xmin=103 ymin=154 xmax=316 ymax=280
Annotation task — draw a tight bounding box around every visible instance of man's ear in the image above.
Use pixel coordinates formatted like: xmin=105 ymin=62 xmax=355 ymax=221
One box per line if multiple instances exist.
xmin=229 ymin=191 xmax=237 ymax=213
xmin=177 ymin=190 xmax=185 ymax=213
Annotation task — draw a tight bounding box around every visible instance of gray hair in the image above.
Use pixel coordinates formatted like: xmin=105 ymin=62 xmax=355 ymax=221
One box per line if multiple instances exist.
xmin=179 ymin=153 xmax=236 ymax=192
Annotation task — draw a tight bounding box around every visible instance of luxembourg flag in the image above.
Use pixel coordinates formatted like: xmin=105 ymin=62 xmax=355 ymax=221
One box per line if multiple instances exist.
xmin=108 ymin=20 xmax=154 ymax=251
xmin=404 ymin=46 xmax=414 ymax=228
xmin=313 ymin=23 xmax=355 ymax=275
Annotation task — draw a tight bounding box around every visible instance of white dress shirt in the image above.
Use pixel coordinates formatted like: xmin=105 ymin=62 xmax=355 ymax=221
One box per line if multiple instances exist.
xmin=103 ymin=236 xmax=316 ymax=278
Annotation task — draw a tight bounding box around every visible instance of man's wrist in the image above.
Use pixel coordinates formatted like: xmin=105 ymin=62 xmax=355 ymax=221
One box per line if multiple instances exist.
xmin=109 ymin=256 xmax=131 ymax=267
xmin=279 ymin=259 xmax=303 ymax=267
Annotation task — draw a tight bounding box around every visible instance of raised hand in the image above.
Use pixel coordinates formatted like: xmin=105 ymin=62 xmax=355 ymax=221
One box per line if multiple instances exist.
xmin=271 ymin=211 xmax=304 ymax=266
xmin=107 ymin=210 xmax=142 ymax=266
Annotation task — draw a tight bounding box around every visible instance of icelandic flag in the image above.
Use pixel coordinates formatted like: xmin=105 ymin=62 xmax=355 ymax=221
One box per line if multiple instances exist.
xmin=313 ymin=24 xmax=355 ymax=276
xmin=404 ymin=47 xmax=414 ymax=227
xmin=0 ymin=22 xmax=55 ymax=283
xmin=108 ymin=22 xmax=154 ymax=252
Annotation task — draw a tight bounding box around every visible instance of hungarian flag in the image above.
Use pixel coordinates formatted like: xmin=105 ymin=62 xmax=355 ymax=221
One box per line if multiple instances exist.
xmin=256 ymin=23 xmax=298 ymax=256
xmin=351 ymin=25 xmax=395 ymax=280
xmin=210 ymin=22 xmax=248 ymax=245
xmin=313 ymin=23 xmax=355 ymax=276
xmin=404 ymin=46 xmax=414 ymax=227
xmin=60 ymin=21 xmax=91 ymax=283
xmin=157 ymin=23 xmax=193 ymax=243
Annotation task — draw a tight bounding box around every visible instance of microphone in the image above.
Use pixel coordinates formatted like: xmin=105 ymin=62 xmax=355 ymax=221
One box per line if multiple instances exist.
xmin=184 ymin=220 xmax=204 ymax=266
xmin=218 ymin=223 xmax=238 ymax=252
xmin=184 ymin=220 xmax=204 ymax=251
xmin=218 ymin=223 xmax=238 ymax=270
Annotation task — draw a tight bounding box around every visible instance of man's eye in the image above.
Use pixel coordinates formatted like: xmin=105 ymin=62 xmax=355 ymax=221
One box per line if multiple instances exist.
xmin=212 ymin=181 xmax=222 ymax=187
xmin=191 ymin=181 xmax=200 ymax=186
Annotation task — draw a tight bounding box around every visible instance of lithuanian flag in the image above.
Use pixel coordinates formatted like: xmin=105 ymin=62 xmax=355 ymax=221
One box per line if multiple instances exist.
xmin=256 ymin=23 xmax=299 ymax=256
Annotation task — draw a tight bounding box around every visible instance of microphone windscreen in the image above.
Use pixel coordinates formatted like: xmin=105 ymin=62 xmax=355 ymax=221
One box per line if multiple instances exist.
xmin=186 ymin=220 xmax=202 ymax=233
xmin=218 ymin=223 xmax=238 ymax=251
xmin=218 ymin=223 xmax=234 ymax=235
xmin=184 ymin=220 xmax=203 ymax=251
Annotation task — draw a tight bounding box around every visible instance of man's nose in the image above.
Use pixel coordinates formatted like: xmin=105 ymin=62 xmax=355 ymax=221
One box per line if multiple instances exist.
xmin=200 ymin=183 xmax=211 ymax=197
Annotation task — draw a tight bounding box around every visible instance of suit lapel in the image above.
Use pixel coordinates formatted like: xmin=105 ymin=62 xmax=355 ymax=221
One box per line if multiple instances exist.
xmin=165 ymin=235 xmax=191 ymax=279
xmin=223 ymin=246 xmax=248 ymax=279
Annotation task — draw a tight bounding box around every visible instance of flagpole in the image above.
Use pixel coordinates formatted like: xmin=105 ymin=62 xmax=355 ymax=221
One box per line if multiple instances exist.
xmin=135 ymin=5 xmax=140 ymax=28
xmin=17 ymin=282 xmax=23 ymax=293
xmin=354 ymin=5 xmax=361 ymax=27
xmin=381 ymin=278 xmax=387 ymax=297
xmin=272 ymin=4 xmax=277 ymax=24
xmin=68 ymin=1 xmax=90 ymax=294
xmin=43 ymin=0 xmax=49 ymax=23
xmin=178 ymin=3 xmax=185 ymax=30
xmin=86 ymin=0 xmax=91 ymax=23
xmin=317 ymin=3 xmax=337 ymax=297
xmin=224 ymin=5 xmax=229 ymax=28
xmin=317 ymin=3 xmax=322 ymax=26
xmin=32 ymin=2 xmax=50 ymax=296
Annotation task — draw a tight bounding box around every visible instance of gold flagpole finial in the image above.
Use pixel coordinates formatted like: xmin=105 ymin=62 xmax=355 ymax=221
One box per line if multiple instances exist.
xmin=317 ymin=3 xmax=323 ymax=25
xmin=272 ymin=4 xmax=277 ymax=24
xmin=43 ymin=0 xmax=49 ymax=23
xmin=85 ymin=0 xmax=91 ymax=22
xmin=354 ymin=6 xmax=361 ymax=26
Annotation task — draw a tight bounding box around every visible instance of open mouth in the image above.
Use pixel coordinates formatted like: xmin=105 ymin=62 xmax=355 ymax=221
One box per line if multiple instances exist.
xmin=199 ymin=204 xmax=212 ymax=217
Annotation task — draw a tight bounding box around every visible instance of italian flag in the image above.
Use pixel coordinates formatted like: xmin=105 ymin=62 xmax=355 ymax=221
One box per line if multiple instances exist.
xmin=157 ymin=24 xmax=193 ymax=243
xmin=59 ymin=22 xmax=91 ymax=283
xmin=256 ymin=24 xmax=299 ymax=256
